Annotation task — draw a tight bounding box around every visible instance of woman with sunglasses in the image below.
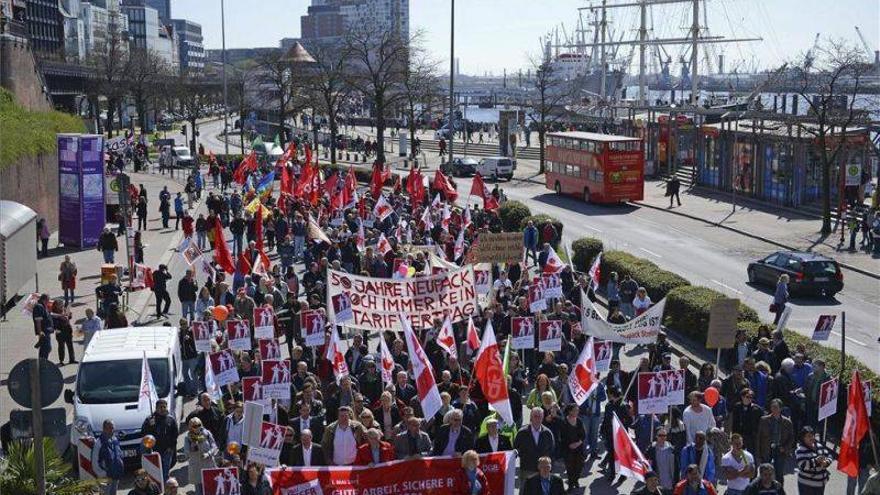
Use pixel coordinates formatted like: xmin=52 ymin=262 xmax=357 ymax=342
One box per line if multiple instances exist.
xmin=184 ymin=417 xmax=219 ymax=495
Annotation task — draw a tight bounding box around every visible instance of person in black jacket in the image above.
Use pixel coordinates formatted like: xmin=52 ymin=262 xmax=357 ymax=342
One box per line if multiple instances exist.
xmin=731 ymin=387 xmax=764 ymax=454
xmin=666 ymin=176 xmax=681 ymax=207
xmin=178 ymin=269 xmax=198 ymax=321
xmin=152 ymin=265 xmax=172 ymax=318
xmin=186 ymin=393 xmax=226 ymax=447
xmin=287 ymin=429 xmax=326 ymax=467
xmin=600 ymin=386 xmax=631 ymax=478
xmin=178 ymin=321 xmax=199 ymax=397
xmin=432 ymin=409 xmax=474 ymax=456
xmin=744 ymin=463 xmax=786 ymax=495
xmin=475 ymin=418 xmax=512 ymax=453
xmin=522 ymin=457 xmax=566 ymax=495
xmin=136 ymin=196 xmax=148 ymax=231
xmin=514 ymin=407 xmax=556 ymax=478
xmin=141 ymin=399 xmax=179 ymax=481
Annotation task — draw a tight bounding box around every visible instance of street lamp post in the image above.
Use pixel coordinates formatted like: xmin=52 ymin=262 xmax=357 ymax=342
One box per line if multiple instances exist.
xmin=448 ymin=0 xmax=454 ymax=168
xmin=221 ymin=0 xmax=230 ymax=157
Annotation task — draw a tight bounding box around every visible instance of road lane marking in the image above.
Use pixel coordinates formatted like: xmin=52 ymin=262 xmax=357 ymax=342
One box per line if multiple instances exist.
xmin=711 ymin=279 xmax=744 ymax=295
xmin=639 ymin=247 xmax=662 ymax=258
xmin=584 ymin=225 xmax=603 ymax=233
xmin=830 ymin=331 xmax=868 ymax=347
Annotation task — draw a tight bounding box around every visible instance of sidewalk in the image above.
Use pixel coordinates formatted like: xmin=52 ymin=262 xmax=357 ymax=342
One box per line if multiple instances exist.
xmin=0 ymin=168 xmax=197 ymax=425
xmin=635 ymin=180 xmax=880 ymax=278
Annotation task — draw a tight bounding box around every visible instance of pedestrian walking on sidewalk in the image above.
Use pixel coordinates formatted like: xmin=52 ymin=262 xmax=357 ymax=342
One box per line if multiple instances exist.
xmin=771 ymin=274 xmax=789 ymax=325
xmin=174 ymin=192 xmax=185 ymax=230
xmin=36 ymin=218 xmax=50 ymax=258
xmin=178 ymin=269 xmax=198 ymax=321
xmin=152 ymin=264 xmax=172 ymax=318
xmin=51 ymin=299 xmax=76 ymax=365
xmin=136 ymin=196 xmax=148 ymax=230
xmin=159 ymin=187 xmax=171 ymax=228
xmin=32 ymin=293 xmax=54 ymax=359
xmin=59 ymin=255 xmax=78 ymax=305
xmin=98 ymin=228 xmax=119 ymax=264
xmin=666 ymin=176 xmax=682 ymax=207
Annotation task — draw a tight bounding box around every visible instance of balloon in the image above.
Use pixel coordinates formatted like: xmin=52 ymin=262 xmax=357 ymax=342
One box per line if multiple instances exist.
xmin=142 ymin=435 xmax=156 ymax=449
xmin=407 ymin=266 xmax=416 ymax=277
xmin=227 ymin=441 xmax=240 ymax=456
xmin=212 ymin=305 xmax=229 ymax=321
xmin=704 ymin=386 xmax=720 ymax=407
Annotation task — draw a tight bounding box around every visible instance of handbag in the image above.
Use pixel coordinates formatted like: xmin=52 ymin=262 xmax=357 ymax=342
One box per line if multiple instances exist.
xmin=769 ymin=303 xmax=778 ymax=313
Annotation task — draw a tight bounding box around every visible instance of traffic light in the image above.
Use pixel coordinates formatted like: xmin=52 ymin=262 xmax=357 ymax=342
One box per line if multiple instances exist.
xmin=182 ymin=124 xmax=187 ymax=136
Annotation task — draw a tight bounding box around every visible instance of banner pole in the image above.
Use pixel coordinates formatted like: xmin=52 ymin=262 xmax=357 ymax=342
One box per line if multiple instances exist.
xmin=839 ymin=311 xmax=846 ymax=380
xmin=623 ymin=371 xmax=638 ymax=401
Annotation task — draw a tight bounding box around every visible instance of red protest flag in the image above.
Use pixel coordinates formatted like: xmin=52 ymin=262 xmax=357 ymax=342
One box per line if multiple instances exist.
xmin=233 ymin=151 xmax=258 ymax=185
xmin=253 ymin=205 xmax=271 ymax=272
xmin=470 ymin=173 xmax=499 ymax=211
xmin=613 ymin=413 xmax=651 ymax=481
xmin=212 ymin=217 xmax=235 ymax=274
xmin=838 ymin=370 xmax=870 ymax=477
xmin=406 ymin=167 xmax=425 ymax=205
xmin=473 ymin=320 xmax=513 ymax=425
xmin=304 ymin=143 xmax=313 ymax=168
xmin=433 ymin=169 xmax=459 ymax=202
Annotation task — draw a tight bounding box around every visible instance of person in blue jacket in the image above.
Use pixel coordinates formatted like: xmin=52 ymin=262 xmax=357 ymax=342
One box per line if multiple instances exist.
xmin=523 ymin=220 xmax=538 ymax=266
xmin=680 ymin=430 xmax=716 ymax=485
xmin=97 ymin=419 xmax=125 ymax=495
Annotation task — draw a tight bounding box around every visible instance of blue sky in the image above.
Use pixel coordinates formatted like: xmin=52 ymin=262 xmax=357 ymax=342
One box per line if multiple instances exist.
xmin=173 ymin=0 xmax=878 ymax=75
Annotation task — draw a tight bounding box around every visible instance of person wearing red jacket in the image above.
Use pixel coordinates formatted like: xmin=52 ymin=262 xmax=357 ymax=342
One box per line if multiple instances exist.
xmin=354 ymin=428 xmax=395 ymax=466
xmin=673 ymin=464 xmax=718 ymax=495
xmin=454 ymin=450 xmax=490 ymax=495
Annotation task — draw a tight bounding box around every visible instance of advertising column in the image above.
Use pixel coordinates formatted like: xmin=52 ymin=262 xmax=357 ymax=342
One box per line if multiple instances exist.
xmin=57 ymin=134 xmax=106 ymax=248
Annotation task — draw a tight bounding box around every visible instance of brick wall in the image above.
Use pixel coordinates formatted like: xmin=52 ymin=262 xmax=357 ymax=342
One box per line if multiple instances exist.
xmin=0 ymin=152 xmax=59 ymax=232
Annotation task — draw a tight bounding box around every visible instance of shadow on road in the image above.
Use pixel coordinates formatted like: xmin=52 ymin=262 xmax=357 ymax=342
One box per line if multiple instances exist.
xmin=529 ymin=193 xmax=639 ymax=217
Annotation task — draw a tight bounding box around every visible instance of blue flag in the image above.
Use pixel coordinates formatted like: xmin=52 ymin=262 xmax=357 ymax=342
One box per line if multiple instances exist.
xmin=255 ymin=171 xmax=275 ymax=194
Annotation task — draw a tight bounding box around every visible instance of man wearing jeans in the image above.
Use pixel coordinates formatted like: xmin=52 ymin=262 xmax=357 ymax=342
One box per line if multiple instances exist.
xmin=292 ymin=215 xmax=307 ymax=260
xmin=722 ymin=434 xmax=755 ymax=495
xmin=177 ymin=269 xmax=198 ymax=321
xmin=97 ymin=228 xmax=118 ymax=264
xmin=579 ymin=380 xmax=605 ymax=458
xmin=96 ymin=419 xmax=124 ymax=494
xmin=141 ymin=399 xmax=178 ymax=482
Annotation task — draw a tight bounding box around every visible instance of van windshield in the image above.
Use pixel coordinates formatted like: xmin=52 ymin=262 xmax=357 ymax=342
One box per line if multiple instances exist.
xmin=77 ymin=359 xmax=170 ymax=404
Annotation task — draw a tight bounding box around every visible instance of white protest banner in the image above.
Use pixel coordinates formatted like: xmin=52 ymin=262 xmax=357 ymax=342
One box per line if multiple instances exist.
xmin=301 ymin=310 xmax=326 ymax=347
xmin=225 ymin=319 xmax=252 ymax=351
xmin=593 ymin=340 xmax=613 ymax=373
xmin=541 ymin=273 xmax=563 ymax=300
xmin=201 ymin=467 xmax=240 ymax=495
xmin=249 ymin=422 xmax=286 ymax=467
xmin=20 ymin=293 xmax=40 ymax=316
xmin=528 ymin=279 xmax=547 ymax=313
xmin=258 ymin=338 xmax=282 ymax=360
xmin=327 ymin=266 xmax=478 ymax=331
xmin=582 ymin=295 xmax=666 ymax=344
xmin=511 ymin=317 xmax=535 ymax=350
xmin=865 ymin=382 xmax=873 ymax=417
xmin=261 ymin=359 xmax=291 ymax=400
xmin=208 ymin=350 xmax=240 ymax=387
xmin=330 ymin=292 xmax=354 ymax=323
xmin=637 ymin=370 xmax=686 ymax=414
xmin=811 ymin=315 xmax=836 ymax=342
xmin=818 ymin=378 xmax=839 ymax=422
xmin=253 ymin=306 xmax=275 ymax=339
xmin=242 ymin=400 xmax=266 ymax=447
xmin=191 ymin=321 xmax=213 ymax=353
xmin=538 ymin=320 xmax=563 ymax=352
xmin=281 ymin=479 xmax=324 ymax=495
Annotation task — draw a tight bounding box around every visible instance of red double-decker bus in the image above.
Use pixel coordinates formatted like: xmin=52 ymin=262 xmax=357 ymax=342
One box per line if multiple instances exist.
xmin=544 ymin=131 xmax=644 ymax=203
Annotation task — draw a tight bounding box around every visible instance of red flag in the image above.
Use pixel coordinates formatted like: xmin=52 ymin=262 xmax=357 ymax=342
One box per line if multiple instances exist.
xmin=406 ymin=168 xmax=425 ymax=205
xmin=295 ymin=162 xmax=313 ymax=199
xmin=276 ymin=141 xmax=296 ymax=168
xmin=253 ymin=205 xmax=271 ymax=272
xmin=543 ymin=246 xmax=566 ymax=274
xmin=304 ymin=143 xmax=313 ymax=168
xmin=466 ymin=316 xmax=481 ymax=352
xmin=342 ymin=167 xmax=357 ymax=208
xmin=433 ymin=169 xmax=459 ymax=202
xmin=278 ymin=164 xmax=292 ymax=213
xmin=588 ymin=251 xmax=603 ymax=291
xmin=473 ymin=320 xmax=514 ymax=425
xmin=401 ymin=314 xmax=442 ymax=419
xmin=370 ymin=162 xmax=388 ymax=198
xmin=613 ymin=413 xmax=651 ymax=481
xmin=324 ymin=172 xmax=339 ymax=198
xmin=838 ymin=371 xmax=870 ymax=477
xmin=569 ymin=336 xmax=599 ymax=405
xmin=236 ymin=251 xmax=252 ymax=276
xmin=392 ymin=174 xmax=402 ymax=194
xmin=212 ymin=217 xmax=235 ymax=274
xmin=325 ymin=325 xmax=349 ymax=383
xmin=470 ymin=173 xmax=499 ymax=211
xmin=372 ymin=195 xmax=394 ymax=222
xmin=436 ymin=316 xmax=457 ymax=359
xmin=233 ymin=151 xmax=258 ymax=185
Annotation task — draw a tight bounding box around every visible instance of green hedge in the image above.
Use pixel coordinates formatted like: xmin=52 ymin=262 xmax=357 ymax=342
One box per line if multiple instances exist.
xmin=519 ymin=214 xmax=563 ymax=248
xmin=0 ymin=88 xmax=86 ymax=169
xmin=499 ymin=201 xmax=532 ymax=232
xmin=665 ymin=285 xmax=759 ymax=344
xmin=602 ymin=250 xmax=690 ymax=302
xmin=571 ymin=237 xmax=604 ymax=272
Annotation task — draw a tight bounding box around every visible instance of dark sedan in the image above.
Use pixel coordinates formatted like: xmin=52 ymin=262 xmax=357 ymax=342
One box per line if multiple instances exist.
xmin=441 ymin=157 xmax=479 ymax=177
xmin=747 ymin=251 xmax=843 ymax=297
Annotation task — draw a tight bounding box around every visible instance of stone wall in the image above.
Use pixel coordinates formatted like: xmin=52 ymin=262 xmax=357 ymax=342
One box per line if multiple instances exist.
xmin=0 ymin=36 xmax=53 ymax=112
xmin=0 ymin=152 xmax=59 ymax=231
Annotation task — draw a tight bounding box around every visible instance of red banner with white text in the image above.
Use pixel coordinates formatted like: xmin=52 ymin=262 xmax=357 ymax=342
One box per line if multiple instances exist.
xmin=267 ymin=451 xmax=516 ymax=495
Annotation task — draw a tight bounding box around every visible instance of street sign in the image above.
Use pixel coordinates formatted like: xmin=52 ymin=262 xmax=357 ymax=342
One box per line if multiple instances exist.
xmin=10 ymin=408 xmax=68 ymax=439
xmin=7 ymin=358 xmax=63 ymax=409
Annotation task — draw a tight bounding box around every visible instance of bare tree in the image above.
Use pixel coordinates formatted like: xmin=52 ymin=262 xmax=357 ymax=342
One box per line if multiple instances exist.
xmin=790 ymin=39 xmax=872 ymax=235
xmin=253 ymin=50 xmax=300 ymax=145
xmin=400 ymin=52 xmax=442 ymax=159
xmin=303 ymin=41 xmax=351 ymax=164
xmin=344 ymin=25 xmax=413 ymax=163
xmin=87 ymin=12 xmax=127 ymax=137
xmin=172 ymin=74 xmax=220 ymax=154
xmin=525 ymin=56 xmax=577 ymax=173
xmin=124 ymin=48 xmax=168 ymax=132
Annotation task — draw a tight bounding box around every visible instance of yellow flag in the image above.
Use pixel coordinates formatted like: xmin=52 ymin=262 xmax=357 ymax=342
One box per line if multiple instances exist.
xmin=244 ymin=197 xmax=271 ymax=219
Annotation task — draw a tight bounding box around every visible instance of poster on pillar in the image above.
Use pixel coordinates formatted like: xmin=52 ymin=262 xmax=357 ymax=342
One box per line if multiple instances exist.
xmin=58 ymin=134 xmax=106 ymax=248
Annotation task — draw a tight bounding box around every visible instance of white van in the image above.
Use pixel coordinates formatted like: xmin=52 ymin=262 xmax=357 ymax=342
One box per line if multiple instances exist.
xmin=65 ymin=326 xmax=184 ymax=464
xmin=477 ymin=156 xmax=515 ymax=181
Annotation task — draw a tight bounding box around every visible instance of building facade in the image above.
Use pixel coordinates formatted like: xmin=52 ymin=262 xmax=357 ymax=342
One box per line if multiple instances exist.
xmin=300 ymin=0 xmax=409 ymax=43
xmin=24 ymin=0 xmax=63 ymax=54
xmin=171 ymin=18 xmax=203 ymax=73
xmin=120 ymin=3 xmax=157 ymax=51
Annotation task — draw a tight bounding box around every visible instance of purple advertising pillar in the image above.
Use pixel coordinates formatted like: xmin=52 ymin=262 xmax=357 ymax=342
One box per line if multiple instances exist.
xmin=57 ymin=134 xmax=106 ymax=248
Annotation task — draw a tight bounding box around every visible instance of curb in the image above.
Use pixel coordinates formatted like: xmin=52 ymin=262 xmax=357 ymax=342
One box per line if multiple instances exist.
xmin=632 ymin=200 xmax=880 ymax=280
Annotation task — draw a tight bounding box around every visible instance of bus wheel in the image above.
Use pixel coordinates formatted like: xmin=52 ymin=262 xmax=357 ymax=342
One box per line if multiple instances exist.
xmin=554 ymin=181 xmax=561 ymax=194
xmin=583 ymin=188 xmax=591 ymax=203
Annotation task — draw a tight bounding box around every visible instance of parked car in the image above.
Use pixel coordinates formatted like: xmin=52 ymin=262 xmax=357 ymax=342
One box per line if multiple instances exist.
xmin=170 ymin=146 xmax=196 ymax=169
xmin=747 ymin=251 xmax=843 ymax=297
xmin=441 ymin=157 xmax=479 ymax=177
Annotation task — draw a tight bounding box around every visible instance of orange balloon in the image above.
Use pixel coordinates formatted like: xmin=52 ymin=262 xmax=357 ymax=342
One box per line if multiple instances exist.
xmin=704 ymin=386 xmax=720 ymax=407
xmin=142 ymin=434 xmax=156 ymax=449
xmin=212 ymin=305 xmax=229 ymax=322
xmin=227 ymin=441 xmax=240 ymax=456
